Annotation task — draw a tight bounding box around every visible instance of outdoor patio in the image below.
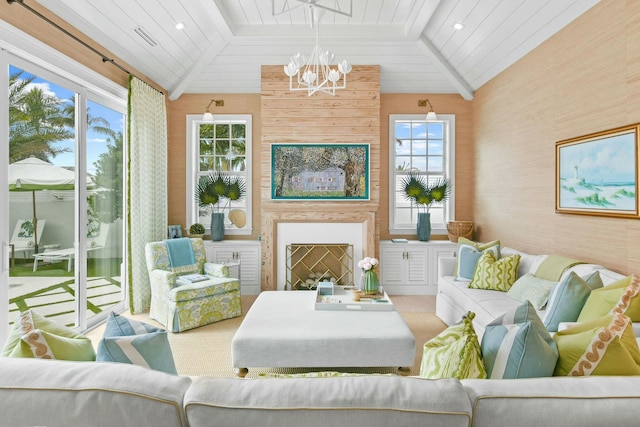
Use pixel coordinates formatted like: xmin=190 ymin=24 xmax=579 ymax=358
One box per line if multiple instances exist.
xmin=9 ymin=259 xmax=123 ymax=328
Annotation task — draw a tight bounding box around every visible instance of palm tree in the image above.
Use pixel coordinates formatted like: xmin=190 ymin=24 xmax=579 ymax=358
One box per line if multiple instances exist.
xmin=9 ymin=70 xmax=72 ymax=162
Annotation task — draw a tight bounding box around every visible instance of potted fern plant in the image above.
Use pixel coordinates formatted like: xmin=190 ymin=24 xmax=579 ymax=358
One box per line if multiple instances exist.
xmin=401 ymin=171 xmax=451 ymax=241
xmin=195 ymin=172 xmax=246 ymax=241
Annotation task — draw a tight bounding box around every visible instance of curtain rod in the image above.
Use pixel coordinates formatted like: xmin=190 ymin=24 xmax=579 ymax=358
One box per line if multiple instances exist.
xmin=7 ymin=0 xmax=163 ymax=94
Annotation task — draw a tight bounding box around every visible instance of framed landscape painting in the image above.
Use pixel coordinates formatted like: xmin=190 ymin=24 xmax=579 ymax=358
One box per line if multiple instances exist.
xmin=556 ymin=124 xmax=639 ymax=218
xmin=271 ymin=143 xmax=370 ymax=200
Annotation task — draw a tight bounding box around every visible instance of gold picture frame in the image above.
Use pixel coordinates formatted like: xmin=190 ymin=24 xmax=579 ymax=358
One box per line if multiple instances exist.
xmin=556 ymin=124 xmax=639 ymax=218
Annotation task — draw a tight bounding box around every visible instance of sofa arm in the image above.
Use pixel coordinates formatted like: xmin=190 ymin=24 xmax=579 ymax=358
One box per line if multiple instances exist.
xmin=204 ymin=262 xmax=230 ymax=278
xmin=149 ymin=269 xmax=177 ymax=293
xmin=438 ymin=257 xmax=457 ymax=278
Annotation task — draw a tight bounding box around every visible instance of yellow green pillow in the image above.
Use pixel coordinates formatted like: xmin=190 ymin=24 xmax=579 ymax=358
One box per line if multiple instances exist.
xmin=420 ymin=312 xmax=486 ymax=379
xmin=2 ymin=310 xmax=95 ymax=361
xmin=469 ymin=252 xmax=521 ymax=292
xmin=554 ymin=313 xmax=640 ymax=376
xmin=577 ymin=275 xmax=640 ymax=322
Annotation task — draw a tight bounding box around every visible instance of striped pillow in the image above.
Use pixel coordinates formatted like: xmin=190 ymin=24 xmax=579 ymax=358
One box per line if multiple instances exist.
xmin=420 ymin=312 xmax=486 ymax=379
xmin=97 ymin=313 xmax=177 ymax=374
xmin=481 ymin=301 xmax=558 ymax=379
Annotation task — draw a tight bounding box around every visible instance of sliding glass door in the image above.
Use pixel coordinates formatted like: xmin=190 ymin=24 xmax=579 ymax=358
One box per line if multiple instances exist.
xmin=3 ymin=54 xmax=126 ymax=339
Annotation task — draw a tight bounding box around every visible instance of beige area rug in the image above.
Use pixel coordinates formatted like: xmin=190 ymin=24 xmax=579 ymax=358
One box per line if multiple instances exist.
xmin=88 ymin=300 xmax=447 ymax=378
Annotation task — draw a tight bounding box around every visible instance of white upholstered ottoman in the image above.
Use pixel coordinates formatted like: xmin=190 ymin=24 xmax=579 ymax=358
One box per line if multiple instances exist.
xmin=231 ymin=291 xmax=416 ymax=377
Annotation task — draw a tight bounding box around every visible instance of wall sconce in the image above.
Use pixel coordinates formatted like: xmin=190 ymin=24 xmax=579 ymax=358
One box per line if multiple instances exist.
xmin=418 ymin=99 xmax=437 ymax=121
xmin=202 ymin=99 xmax=224 ymax=121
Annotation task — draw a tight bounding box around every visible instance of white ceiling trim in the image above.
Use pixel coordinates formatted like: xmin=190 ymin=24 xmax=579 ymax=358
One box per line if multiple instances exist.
xmin=416 ymin=35 xmax=474 ymax=100
xmin=404 ymin=0 xmax=440 ymax=41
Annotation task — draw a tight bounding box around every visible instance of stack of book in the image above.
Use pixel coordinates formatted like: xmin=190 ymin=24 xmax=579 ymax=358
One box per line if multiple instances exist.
xmin=178 ymin=273 xmax=209 ymax=283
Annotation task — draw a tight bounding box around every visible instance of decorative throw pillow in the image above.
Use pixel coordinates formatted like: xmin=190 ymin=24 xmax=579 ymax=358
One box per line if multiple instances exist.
xmin=469 ymin=252 xmax=520 ymax=292
xmin=481 ymin=301 xmax=558 ymax=379
xmin=577 ymin=275 xmax=640 ymax=322
xmin=507 ymin=273 xmax=557 ymax=310
xmin=20 ymin=329 xmax=96 ymax=361
xmin=103 ymin=312 xmax=163 ymax=336
xmin=97 ymin=332 xmax=177 ymax=374
xmin=543 ymin=271 xmax=603 ymax=332
xmin=454 ymin=238 xmax=501 ymax=280
xmin=420 ymin=312 xmax=486 ymax=380
xmin=554 ymin=313 xmax=640 ymax=376
xmin=1 ymin=310 xmax=96 ymax=361
xmin=97 ymin=313 xmax=177 ymax=374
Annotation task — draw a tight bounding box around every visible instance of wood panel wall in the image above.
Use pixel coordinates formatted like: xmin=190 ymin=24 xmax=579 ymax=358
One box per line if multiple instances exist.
xmin=260 ymin=65 xmax=381 ymax=290
xmin=472 ymin=0 xmax=640 ymax=275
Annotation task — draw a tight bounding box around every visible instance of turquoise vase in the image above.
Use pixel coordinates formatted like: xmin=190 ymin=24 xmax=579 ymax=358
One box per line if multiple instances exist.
xmin=210 ymin=212 xmax=225 ymax=241
xmin=362 ymin=269 xmax=380 ymax=294
xmin=417 ymin=212 xmax=431 ymax=241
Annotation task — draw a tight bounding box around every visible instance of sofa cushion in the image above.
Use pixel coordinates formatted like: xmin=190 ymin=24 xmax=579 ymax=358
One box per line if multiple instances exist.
xmin=543 ymin=271 xmax=602 ymax=332
xmin=554 ymin=313 xmax=640 ymax=376
xmin=420 ymin=312 xmax=486 ymax=380
xmin=2 ymin=310 xmax=95 ymax=361
xmin=455 ymin=238 xmax=500 ymax=280
xmin=501 ymin=247 xmax=547 ymax=277
xmin=469 ymin=252 xmax=521 ymax=292
xmin=97 ymin=313 xmax=177 ymax=374
xmin=185 ymin=375 xmax=473 ymax=427
xmin=507 ymin=273 xmax=557 ymax=310
xmin=481 ymin=301 xmax=558 ymax=379
xmin=577 ymin=275 xmax=640 ymax=322
xmin=0 ymin=358 xmax=191 ymax=427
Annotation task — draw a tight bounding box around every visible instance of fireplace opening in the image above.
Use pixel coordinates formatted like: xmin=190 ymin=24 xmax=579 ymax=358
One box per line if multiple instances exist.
xmin=286 ymin=243 xmax=354 ymax=290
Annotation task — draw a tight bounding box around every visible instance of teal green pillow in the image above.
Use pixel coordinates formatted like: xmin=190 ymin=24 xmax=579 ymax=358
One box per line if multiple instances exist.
xmin=543 ymin=271 xmax=602 ymax=332
xmin=469 ymin=252 xmax=520 ymax=292
xmin=507 ymin=273 xmax=557 ymax=310
xmin=420 ymin=312 xmax=486 ymax=379
xmin=481 ymin=301 xmax=558 ymax=379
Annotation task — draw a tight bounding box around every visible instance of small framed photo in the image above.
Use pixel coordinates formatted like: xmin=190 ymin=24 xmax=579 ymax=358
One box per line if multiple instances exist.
xmin=168 ymin=225 xmax=183 ymax=239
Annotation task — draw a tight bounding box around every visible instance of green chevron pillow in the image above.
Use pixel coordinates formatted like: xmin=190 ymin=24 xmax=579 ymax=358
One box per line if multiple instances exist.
xmin=419 ymin=312 xmax=486 ymax=380
xmin=469 ymin=251 xmax=521 ymax=292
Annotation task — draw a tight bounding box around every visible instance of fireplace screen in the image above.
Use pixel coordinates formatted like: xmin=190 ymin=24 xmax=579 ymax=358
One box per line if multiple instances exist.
xmin=286 ymin=244 xmax=354 ymax=290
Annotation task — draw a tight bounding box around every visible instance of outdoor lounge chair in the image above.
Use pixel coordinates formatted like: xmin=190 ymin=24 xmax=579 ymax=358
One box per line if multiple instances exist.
xmin=32 ymin=223 xmax=110 ymax=272
xmin=10 ymin=219 xmax=45 ymax=265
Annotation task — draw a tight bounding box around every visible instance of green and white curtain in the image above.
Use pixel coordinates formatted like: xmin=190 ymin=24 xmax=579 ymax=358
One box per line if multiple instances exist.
xmin=127 ymin=76 xmax=167 ymax=313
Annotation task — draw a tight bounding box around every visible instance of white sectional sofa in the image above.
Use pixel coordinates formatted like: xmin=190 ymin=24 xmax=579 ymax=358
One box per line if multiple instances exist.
xmin=436 ymin=246 xmax=626 ymax=340
xmin=3 ymin=357 xmax=640 ymax=427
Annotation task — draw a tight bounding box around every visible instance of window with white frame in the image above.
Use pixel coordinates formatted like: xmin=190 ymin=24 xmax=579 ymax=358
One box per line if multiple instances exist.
xmin=389 ymin=114 xmax=455 ymax=235
xmin=186 ymin=114 xmax=252 ymax=235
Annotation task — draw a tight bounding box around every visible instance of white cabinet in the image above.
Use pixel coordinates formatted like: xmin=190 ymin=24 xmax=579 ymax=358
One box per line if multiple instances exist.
xmin=204 ymin=241 xmax=261 ymax=295
xmin=380 ymin=240 xmax=456 ymax=295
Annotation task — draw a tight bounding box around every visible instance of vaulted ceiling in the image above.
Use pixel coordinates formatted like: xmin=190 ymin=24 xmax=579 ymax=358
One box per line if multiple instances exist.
xmin=34 ymin=0 xmax=600 ymax=100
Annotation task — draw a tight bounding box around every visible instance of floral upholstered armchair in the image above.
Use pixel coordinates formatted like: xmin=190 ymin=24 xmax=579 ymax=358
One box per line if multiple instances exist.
xmin=144 ymin=238 xmax=241 ymax=332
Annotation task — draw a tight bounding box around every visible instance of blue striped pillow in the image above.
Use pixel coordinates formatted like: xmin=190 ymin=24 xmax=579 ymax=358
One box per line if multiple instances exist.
xmin=97 ymin=313 xmax=177 ymax=374
xmin=481 ymin=301 xmax=558 ymax=378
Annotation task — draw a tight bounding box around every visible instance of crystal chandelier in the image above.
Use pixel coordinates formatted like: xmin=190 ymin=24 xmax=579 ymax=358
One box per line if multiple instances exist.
xmin=283 ymin=4 xmax=352 ymax=96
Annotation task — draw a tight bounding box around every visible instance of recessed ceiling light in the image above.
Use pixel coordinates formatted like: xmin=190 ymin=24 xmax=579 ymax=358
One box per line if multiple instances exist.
xmin=453 ymin=22 xmax=464 ymax=31
xmin=175 ymin=22 xmax=186 ymax=30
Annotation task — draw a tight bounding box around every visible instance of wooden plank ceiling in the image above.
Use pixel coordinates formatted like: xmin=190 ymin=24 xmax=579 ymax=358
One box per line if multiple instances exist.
xmin=33 ymin=0 xmax=600 ymax=100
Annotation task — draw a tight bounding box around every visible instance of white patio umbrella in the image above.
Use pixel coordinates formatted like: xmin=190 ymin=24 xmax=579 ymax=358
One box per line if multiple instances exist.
xmin=9 ymin=157 xmax=93 ymax=254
